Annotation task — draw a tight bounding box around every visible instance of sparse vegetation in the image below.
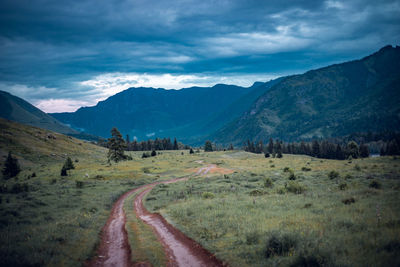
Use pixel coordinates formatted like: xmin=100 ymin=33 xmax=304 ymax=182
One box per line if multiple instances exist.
xmin=1 ymin=119 xmax=399 ymax=267
xmin=328 ymin=170 xmax=339 ymax=179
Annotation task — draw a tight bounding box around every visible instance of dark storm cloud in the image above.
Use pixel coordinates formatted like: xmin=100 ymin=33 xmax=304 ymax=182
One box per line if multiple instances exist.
xmin=0 ymin=0 xmax=399 ymax=111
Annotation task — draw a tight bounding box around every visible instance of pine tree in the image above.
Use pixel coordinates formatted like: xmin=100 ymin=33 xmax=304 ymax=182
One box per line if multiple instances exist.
xmin=336 ymin=144 xmax=345 ymax=160
xmin=2 ymin=152 xmax=21 ymax=179
xmin=189 ymin=148 xmax=194 ymax=154
xmin=173 ymin=138 xmax=178 ymax=150
xmin=64 ymin=157 xmax=75 ymax=170
xmin=107 ymin=127 xmax=126 ymax=162
xmin=60 ymin=166 xmax=67 ymax=176
xmin=387 ymin=139 xmax=400 ymax=155
xmin=204 ymin=140 xmax=213 ymax=152
xmin=268 ymin=138 xmax=274 ymax=153
xmin=359 ymin=144 xmax=370 ymax=158
xmin=229 ymin=144 xmax=234 ymax=150
xmin=312 ymin=140 xmax=320 ymax=158
xmin=346 ymin=141 xmax=359 ymax=159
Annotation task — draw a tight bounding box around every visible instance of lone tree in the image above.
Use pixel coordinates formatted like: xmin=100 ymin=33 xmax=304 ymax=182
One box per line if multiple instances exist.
xmin=60 ymin=157 xmax=75 ymax=176
xmin=64 ymin=157 xmax=75 ymax=170
xmin=204 ymin=140 xmax=213 ymax=152
xmin=189 ymin=148 xmax=194 ymax=154
xmin=346 ymin=141 xmax=359 ymax=159
xmin=107 ymin=127 xmax=126 ymax=162
xmin=2 ymin=152 xmax=21 ymax=179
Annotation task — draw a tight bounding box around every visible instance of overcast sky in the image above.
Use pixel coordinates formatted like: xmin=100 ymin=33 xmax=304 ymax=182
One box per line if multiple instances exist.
xmin=0 ymin=0 xmax=399 ymax=112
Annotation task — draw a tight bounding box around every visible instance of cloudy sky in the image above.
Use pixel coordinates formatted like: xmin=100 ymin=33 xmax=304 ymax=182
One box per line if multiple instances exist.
xmin=0 ymin=0 xmax=399 ymax=112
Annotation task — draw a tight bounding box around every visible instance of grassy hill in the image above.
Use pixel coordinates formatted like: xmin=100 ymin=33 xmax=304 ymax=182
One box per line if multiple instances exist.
xmin=0 ymin=91 xmax=77 ymax=135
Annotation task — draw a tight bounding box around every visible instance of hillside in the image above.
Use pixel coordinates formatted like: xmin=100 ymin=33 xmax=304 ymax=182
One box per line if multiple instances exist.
xmin=0 ymin=118 xmax=104 ymax=168
xmin=51 ymin=84 xmax=254 ymax=142
xmin=212 ymin=45 xmax=400 ymax=144
xmin=0 ymin=91 xmax=78 ymax=135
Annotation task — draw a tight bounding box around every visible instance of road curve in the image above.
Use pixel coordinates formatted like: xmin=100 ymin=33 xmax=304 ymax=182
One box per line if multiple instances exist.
xmin=134 ymin=178 xmax=224 ymax=267
xmin=88 ymin=165 xmax=224 ymax=267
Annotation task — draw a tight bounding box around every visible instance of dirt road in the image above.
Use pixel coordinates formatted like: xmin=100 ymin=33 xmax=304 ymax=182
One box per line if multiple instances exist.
xmin=88 ymin=165 xmax=224 ymax=267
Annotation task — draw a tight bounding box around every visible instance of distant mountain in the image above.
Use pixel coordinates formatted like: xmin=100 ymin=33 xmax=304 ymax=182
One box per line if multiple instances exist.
xmin=0 ymin=90 xmax=77 ymax=135
xmin=51 ymin=83 xmax=267 ymax=142
xmin=212 ymin=45 xmax=400 ymax=144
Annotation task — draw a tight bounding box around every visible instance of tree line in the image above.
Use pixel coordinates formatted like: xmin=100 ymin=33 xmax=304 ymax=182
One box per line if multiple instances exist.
xmin=125 ymin=135 xmax=189 ymax=151
xmin=243 ymin=138 xmax=374 ymax=160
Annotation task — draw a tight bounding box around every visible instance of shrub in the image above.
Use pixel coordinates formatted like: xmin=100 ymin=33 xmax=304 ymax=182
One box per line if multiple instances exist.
xmin=142 ymin=152 xmax=150 ymax=158
xmin=291 ymin=250 xmax=332 ymax=267
xmin=288 ymin=172 xmax=296 ymax=180
xmin=264 ymin=177 xmax=273 ymax=188
xmin=339 ymin=183 xmax=348 ymax=190
xmin=277 ymin=187 xmax=287 ymax=194
xmin=246 ymin=231 xmax=260 ymax=245
xmin=342 ymin=197 xmax=356 ymax=205
xmin=60 ymin=166 xmax=68 ymax=176
xmin=304 ymin=203 xmax=312 ymax=208
xmin=142 ymin=167 xmax=150 ymax=173
xmin=75 ymin=159 xmax=79 ymax=163
xmin=265 ymin=232 xmax=298 ymax=258
xmin=369 ymin=180 xmax=382 ymax=189
xmin=264 ymin=152 xmax=270 ymax=158
xmin=50 ymin=178 xmax=57 ymax=184
xmin=31 ymin=172 xmax=36 ymax=178
xmin=249 ymin=189 xmax=265 ymax=196
xmin=64 ymin=157 xmax=75 ymax=170
xmin=151 ymin=150 xmax=157 ymax=157
xmin=286 ymin=181 xmax=306 ymax=194
xmin=382 ymin=240 xmax=400 ymax=252
xmin=301 ymin=167 xmax=311 ymax=171
xmin=190 ymin=148 xmax=194 ymax=154
xmin=283 ymin=167 xmax=291 ymax=172
xmin=75 ymin=180 xmax=84 ymax=188
xmin=328 ymin=170 xmax=339 ymax=179
xmin=345 ymin=174 xmax=353 ymax=180
xmin=10 ymin=183 xmax=29 ymax=194
xmin=354 ymin=164 xmax=361 ymax=171
xmin=202 ymin=192 xmax=215 ymax=199
xmin=2 ymin=152 xmax=21 ymax=179
xmin=270 ymin=164 xmax=275 ymax=168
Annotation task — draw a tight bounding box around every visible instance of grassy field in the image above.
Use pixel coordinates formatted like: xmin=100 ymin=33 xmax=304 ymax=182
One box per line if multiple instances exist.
xmin=145 ymin=151 xmax=400 ymax=267
xmin=0 ymin=119 xmax=203 ymax=266
xmin=1 ymin=119 xmax=400 ymax=266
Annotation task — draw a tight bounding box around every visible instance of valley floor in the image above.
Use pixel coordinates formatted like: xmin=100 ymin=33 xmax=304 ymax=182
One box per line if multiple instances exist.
xmin=1 ymin=147 xmax=400 ymax=266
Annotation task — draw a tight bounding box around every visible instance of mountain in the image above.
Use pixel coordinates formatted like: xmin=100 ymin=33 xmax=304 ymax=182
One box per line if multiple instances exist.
xmin=0 ymin=90 xmax=77 ymax=135
xmin=51 ymin=83 xmax=267 ymax=142
xmin=212 ymin=45 xmax=400 ymax=144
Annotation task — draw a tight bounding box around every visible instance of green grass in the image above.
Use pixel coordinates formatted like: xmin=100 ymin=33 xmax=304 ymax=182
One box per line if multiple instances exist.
xmin=145 ymin=153 xmax=400 ymax=266
xmin=123 ymin=189 xmax=166 ymax=266
xmin=1 ymin=119 xmax=400 ymax=266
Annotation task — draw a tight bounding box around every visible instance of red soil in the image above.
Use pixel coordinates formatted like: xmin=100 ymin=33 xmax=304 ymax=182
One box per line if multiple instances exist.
xmin=88 ymin=165 xmax=226 ymax=267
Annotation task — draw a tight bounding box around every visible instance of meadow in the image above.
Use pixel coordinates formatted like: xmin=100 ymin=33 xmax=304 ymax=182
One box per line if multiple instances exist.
xmin=1 ymin=119 xmax=400 ymax=266
xmin=145 ymin=151 xmax=400 ymax=267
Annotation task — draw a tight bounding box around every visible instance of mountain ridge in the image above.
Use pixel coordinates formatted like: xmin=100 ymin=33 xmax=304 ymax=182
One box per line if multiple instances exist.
xmin=0 ymin=90 xmax=78 ymax=135
xmin=211 ymin=45 xmax=400 ymax=144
